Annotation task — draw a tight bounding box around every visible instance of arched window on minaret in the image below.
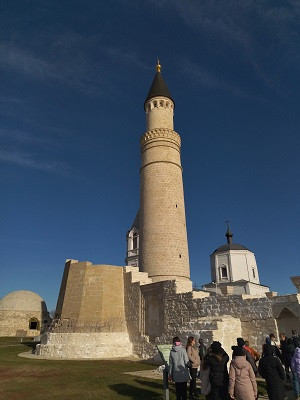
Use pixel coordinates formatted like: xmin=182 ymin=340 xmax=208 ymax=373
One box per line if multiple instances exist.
xmin=133 ymin=232 xmax=138 ymax=250
xmin=125 ymin=224 xmax=139 ymax=267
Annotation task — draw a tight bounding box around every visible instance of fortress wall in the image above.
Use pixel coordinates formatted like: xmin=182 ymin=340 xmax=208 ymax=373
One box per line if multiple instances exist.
xmin=78 ymin=264 xmax=125 ymax=327
xmin=55 ymin=260 xmax=72 ymax=317
xmin=132 ymin=281 xmax=300 ymax=359
xmin=58 ymin=261 xmax=88 ymax=320
xmin=123 ymin=270 xmax=142 ymax=339
xmin=36 ymin=263 xmax=130 ymax=358
xmin=55 ymin=261 xmax=127 ymax=331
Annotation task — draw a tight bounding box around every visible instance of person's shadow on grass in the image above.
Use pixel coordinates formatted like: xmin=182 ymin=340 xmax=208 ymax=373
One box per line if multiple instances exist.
xmin=109 ymin=383 xmax=163 ymax=399
xmin=134 ymin=379 xmax=162 ymax=389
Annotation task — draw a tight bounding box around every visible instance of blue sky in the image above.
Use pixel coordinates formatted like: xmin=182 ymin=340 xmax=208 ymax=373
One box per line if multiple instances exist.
xmin=0 ymin=1 xmax=299 ymax=311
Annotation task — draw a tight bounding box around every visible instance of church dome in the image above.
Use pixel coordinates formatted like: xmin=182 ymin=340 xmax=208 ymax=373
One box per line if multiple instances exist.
xmin=0 ymin=290 xmax=47 ymax=312
xmin=211 ymin=243 xmax=250 ymax=255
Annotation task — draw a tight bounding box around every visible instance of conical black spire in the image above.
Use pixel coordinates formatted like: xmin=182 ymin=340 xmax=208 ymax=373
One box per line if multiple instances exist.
xmin=144 ymin=60 xmax=174 ymax=108
xmin=225 ymin=227 xmax=233 ymax=244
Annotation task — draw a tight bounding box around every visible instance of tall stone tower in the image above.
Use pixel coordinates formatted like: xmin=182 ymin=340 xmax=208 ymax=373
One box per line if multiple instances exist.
xmin=139 ymin=61 xmax=190 ymax=282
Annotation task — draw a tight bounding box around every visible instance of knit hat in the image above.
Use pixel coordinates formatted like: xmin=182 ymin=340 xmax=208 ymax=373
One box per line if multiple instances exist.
xmin=211 ymin=341 xmax=222 ymax=354
xmin=232 ymin=346 xmax=246 ymax=357
xmin=264 ymin=344 xmax=275 ymax=356
xmin=237 ymin=338 xmax=245 ymax=346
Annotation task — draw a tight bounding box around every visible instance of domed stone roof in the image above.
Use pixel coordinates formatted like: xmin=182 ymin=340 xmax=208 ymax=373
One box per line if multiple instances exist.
xmin=0 ymin=290 xmax=47 ymax=312
xmin=211 ymin=243 xmax=251 ymax=255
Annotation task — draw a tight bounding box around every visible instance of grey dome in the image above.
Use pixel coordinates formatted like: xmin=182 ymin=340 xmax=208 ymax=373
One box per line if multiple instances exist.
xmin=212 ymin=243 xmax=251 ymax=255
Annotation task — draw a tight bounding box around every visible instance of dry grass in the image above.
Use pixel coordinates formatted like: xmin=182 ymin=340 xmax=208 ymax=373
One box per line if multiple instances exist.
xmin=0 ymin=337 xmax=170 ymax=400
xmin=0 ymin=337 xmax=273 ymax=400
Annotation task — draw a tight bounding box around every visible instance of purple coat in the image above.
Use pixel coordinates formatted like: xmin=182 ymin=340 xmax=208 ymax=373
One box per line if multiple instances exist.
xmin=291 ymin=347 xmax=300 ymax=379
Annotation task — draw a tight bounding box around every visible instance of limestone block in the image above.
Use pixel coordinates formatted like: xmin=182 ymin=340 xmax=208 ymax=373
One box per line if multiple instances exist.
xmin=35 ymin=332 xmax=133 ymax=359
xmin=265 ymin=292 xmax=278 ymax=298
xmin=220 ymin=286 xmax=234 ymax=295
xmin=175 ymin=280 xmax=193 ymax=294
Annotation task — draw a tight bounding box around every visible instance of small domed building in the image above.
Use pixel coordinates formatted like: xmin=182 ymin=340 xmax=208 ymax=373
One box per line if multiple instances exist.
xmin=0 ymin=290 xmax=51 ymax=337
xmin=202 ymin=227 xmax=270 ymax=295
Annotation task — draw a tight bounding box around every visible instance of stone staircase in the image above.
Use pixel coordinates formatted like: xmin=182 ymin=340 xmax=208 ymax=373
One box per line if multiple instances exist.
xmin=124 ymin=266 xmax=153 ymax=285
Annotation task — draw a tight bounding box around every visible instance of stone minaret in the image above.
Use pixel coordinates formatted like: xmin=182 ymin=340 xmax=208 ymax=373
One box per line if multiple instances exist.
xmin=139 ymin=61 xmax=190 ymax=282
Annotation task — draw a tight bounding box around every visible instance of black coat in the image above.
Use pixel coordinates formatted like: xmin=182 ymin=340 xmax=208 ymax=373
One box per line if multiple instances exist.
xmin=258 ymin=355 xmax=285 ymax=400
xmin=280 ymin=338 xmax=292 ymax=367
xmin=207 ymin=351 xmax=229 ymax=388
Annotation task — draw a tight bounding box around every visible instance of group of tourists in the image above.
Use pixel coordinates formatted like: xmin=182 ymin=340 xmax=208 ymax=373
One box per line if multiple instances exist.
xmin=168 ymin=329 xmax=300 ymax=400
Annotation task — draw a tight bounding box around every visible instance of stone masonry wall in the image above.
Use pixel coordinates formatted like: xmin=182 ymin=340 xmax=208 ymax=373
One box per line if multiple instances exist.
xmin=0 ymin=310 xmax=46 ymax=337
xmin=56 ymin=261 xmax=127 ymax=331
xmin=128 ymin=280 xmax=300 ymax=359
xmin=139 ymin=128 xmax=190 ymax=282
xmin=36 ymin=332 xmax=133 ymax=359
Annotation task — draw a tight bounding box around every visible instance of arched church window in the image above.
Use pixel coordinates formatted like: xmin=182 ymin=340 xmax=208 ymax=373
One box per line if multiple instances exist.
xmin=160 ymin=100 xmax=164 ymax=107
xmin=154 ymin=101 xmax=158 ymax=107
xmin=29 ymin=318 xmax=39 ymax=330
xmin=220 ymin=266 xmax=228 ymax=279
xmin=252 ymin=269 xmax=256 ymax=278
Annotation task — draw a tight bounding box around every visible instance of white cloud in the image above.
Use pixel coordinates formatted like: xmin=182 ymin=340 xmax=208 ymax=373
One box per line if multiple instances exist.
xmin=0 ymin=148 xmax=72 ymax=176
xmin=0 ymin=128 xmax=42 ymax=144
xmin=0 ymin=43 xmax=60 ymax=79
xmin=149 ymin=0 xmax=300 ymax=93
xmin=0 ymin=42 xmax=102 ymax=96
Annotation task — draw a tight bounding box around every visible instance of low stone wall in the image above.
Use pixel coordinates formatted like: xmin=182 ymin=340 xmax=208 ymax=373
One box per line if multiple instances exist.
xmin=35 ymin=332 xmax=133 ymax=358
xmin=128 ymin=280 xmax=300 ymax=359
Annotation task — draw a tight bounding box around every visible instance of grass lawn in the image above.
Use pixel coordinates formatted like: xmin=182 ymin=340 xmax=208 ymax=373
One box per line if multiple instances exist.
xmin=0 ymin=337 xmax=270 ymax=400
xmin=0 ymin=337 xmax=178 ymax=400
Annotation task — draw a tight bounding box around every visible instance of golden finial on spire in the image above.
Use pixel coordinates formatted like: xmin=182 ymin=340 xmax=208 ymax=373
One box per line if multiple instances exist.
xmin=156 ymin=58 xmax=161 ymax=73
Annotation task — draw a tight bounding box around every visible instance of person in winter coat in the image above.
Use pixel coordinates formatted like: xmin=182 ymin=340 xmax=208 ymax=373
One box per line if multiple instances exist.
xmin=169 ymin=336 xmax=190 ymax=400
xmin=258 ymin=343 xmax=286 ymax=400
xmin=206 ymin=341 xmax=229 ymax=400
xmin=228 ymin=346 xmax=257 ymax=400
xmin=200 ymin=348 xmax=212 ymax=399
xmin=199 ymin=337 xmax=207 ymax=361
xmin=235 ymin=338 xmax=258 ymax=375
xmin=279 ymin=332 xmax=291 ymax=381
xmin=244 ymin=340 xmax=260 ymax=363
xmin=291 ymin=347 xmax=300 ymax=400
xmin=292 ymin=330 xmax=300 ymax=348
xmin=186 ymin=336 xmax=200 ymax=399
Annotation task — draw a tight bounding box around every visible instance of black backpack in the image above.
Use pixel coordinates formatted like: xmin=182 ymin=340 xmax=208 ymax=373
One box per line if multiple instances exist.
xmin=293 ymin=336 xmax=300 ymax=349
xmin=287 ymin=338 xmax=296 ymax=355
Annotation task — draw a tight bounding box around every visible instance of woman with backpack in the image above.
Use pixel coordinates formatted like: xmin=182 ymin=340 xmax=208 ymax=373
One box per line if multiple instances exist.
xmin=206 ymin=341 xmax=229 ymax=400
